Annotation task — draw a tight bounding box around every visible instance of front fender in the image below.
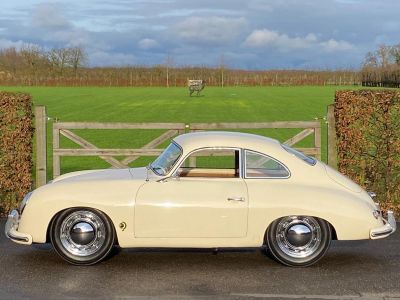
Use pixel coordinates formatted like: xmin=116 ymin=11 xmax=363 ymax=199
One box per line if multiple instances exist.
xmin=18 ymin=180 xmax=144 ymax=247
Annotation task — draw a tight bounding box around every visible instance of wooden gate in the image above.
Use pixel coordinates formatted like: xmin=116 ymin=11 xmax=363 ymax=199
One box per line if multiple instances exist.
xmin=52 ymin=122 xmax=187 ymax=178
xmin=50 ymin=120 xmax=321 ymax=179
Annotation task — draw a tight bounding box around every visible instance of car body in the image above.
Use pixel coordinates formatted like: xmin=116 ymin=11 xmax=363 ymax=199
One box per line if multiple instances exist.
xmin=5 ymin=131 xmax=397 ymax=266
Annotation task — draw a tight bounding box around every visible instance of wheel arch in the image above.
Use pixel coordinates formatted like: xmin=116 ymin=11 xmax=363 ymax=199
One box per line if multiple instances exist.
xmin=45 ymin=206 xmax=119 ymax=245
xmin=263 ymin=215 xmax=337 ymax=245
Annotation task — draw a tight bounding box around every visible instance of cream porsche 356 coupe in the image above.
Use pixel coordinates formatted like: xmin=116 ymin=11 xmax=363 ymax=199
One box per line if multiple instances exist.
xmin=5 ymin=131 xmax=397 ymax=266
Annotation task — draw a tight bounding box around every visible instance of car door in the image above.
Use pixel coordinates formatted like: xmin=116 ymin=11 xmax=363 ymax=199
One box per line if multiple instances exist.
xmin=134 ymin=148 xmax=249 ymax=238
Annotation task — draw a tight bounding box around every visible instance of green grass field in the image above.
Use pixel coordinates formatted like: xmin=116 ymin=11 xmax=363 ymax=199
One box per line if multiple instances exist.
xmin=1 ymin=86 xmax=355 ymax=180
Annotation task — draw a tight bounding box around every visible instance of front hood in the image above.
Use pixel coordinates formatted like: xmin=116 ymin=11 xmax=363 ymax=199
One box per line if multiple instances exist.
xmin=52 ymin=167 xmax=148 ymax=183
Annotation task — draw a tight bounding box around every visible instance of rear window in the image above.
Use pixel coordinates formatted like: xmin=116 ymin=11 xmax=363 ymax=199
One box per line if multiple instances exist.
xmin=281 ymin=144 xmax=316 ymax=166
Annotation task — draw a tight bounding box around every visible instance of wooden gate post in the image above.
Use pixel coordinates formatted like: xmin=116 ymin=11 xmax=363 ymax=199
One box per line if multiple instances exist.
xmin=35 ymin=106 xmax=47 ymax=187
xmin=327 ymin=104 xmax=338 ymax=169
xmin=53 ymin=124 xmax=61 ymax=178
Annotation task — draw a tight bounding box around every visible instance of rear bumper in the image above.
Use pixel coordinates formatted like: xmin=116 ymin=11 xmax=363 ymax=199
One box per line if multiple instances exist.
xmin=4 ymin=210 xmax=32 ymax=245
xmin=370 ymin=210 xmax=397 ymax=239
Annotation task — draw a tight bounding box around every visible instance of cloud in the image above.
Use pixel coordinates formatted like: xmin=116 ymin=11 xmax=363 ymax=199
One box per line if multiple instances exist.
xmin=0 ymin=38 xmax=26 ymax=50
xmin=1 ymin=0 xmax=398 ymax=69
xmin=320 ymin=39 xmax=354 ymax=52
xmin=174 ymin=16 xmax=247 ymax=46
xmin=244 ymin=29 xmax=317 ymax=49
xmin=28 ymin=3 xmax=91 ymax=48
xmin=138 ymin=38 xmax=159 ymax=50
xmin=31 ymin=3 xmax=72 ymax=30
xmin=245 ymin=29 xmax=354 ymax=53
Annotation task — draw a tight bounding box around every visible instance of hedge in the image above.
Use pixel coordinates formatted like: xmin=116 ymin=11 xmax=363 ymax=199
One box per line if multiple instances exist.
xmin=0 ymin=92 xmax=33 ymax=216
xmin=335 ymin=90 xmax=400 ymax=214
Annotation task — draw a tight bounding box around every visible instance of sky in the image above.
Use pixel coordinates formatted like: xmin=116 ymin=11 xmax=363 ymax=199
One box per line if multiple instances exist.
xmin=0 ymin=0 xmax=399 ymax=69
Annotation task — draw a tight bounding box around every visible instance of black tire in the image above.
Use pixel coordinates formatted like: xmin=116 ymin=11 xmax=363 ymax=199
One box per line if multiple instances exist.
xmin=50 ymin=208 xmax=116 ymax=265
xmin=265 ymin=216 xmax=331 ymax=267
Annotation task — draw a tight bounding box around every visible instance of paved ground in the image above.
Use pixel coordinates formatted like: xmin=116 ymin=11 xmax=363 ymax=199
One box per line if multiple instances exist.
xmin=1 ymin=219 xmax=399 ymax=300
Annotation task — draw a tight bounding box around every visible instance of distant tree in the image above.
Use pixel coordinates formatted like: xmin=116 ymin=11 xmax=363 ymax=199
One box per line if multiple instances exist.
xmin=390 ymin=44 xmax=400 ymax=65
xmin=0 ymin=48 xmax=19 ymax=74
xmin=363 ymin=51 xmax=378 ymax=67
xmin=69 ymin=46 xmax=87 ymax=77
xmin=362 ymin=43 xmax=400 ymax=88
xmin=219 ymin=54 xmax=225 ymax=88
xmin=164 ymin=54 xmax=174 ymax=88
xmin=47 ymin=48 xmax=70 ymax=76
xmin=376 ymin=44 xmax=392 ymax=67
xmin=20 ymin=45 xmax=48 ymax=80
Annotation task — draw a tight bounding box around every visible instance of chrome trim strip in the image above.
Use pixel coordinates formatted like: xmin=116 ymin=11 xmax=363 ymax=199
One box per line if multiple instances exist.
xmin=243 ymin=149 xmax=291 ymax=179
xmin=4 ymin=209 xmax=32 ymax=244
xmin=371 ymin=227 xmax=393 ymax=238
xmin=387 ymin=210 xmax=397 ymax=232
xmin=171 ymin=146 xmax=243 ymax=179
xmin=5 ymin=231 xmax=29 ymax=243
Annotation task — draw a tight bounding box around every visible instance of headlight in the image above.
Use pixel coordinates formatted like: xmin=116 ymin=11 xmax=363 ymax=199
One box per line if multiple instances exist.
xmin=19 ymin=192 xmax=33 ymax=214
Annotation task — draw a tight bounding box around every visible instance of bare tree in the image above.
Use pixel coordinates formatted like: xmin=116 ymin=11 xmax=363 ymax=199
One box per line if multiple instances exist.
xmin=390 ymin=44 xmax=400 ymax=65
xmin=47 ymin=48 xmax=70 ymax=76
xmin=363 ymin=51 xmax=378 ymax=67
xmin=20 ymin=45 xmax=48 ymax=80
xmin=376 ymin=44 xmax=392 ymax=67
xmin=219 ymin=54 xmax=225 ymax=88
xmin=165 ymin=54 xmax=174 ymax=88
xmin=0 ymin=48 xmax=19 ymax=74
xmin=69 ymin=46 xmax=87 ymax=77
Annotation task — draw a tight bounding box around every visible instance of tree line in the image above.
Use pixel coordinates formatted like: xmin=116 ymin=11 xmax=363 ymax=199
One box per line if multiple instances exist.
xmin=0 ymin=45 xmax=360 ymax=87
xmin=0 ymin=46 xmax=86 ymax=84
xmin=361 ymin=44 xmax=400 ymax=88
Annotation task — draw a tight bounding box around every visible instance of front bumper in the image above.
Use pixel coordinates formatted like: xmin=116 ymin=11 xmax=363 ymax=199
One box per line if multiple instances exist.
xmin=370 ymin=210 xmax=397 ymax=239
xmin=4 ymin=210 xmax=32 ymax=245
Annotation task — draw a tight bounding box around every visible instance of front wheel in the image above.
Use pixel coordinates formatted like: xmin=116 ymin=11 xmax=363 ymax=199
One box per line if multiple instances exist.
xmin=266 ymin=216 xmax=331 ymax=267
xmin=50 ymin=208 xmax=116 ymax=265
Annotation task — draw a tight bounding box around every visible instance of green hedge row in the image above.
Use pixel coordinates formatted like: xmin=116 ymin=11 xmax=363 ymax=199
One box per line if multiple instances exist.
xmin=0 ymin=92 xmax=33 ymax=216
xmin=335 ymin=90 xmax=400 ymax=214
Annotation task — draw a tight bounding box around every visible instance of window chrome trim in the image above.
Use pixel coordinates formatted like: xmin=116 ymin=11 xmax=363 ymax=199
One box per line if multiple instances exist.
xmin=243 ymin=149 xmax=291 ymax=179
xmin=170 ymin=146 xmax=243 ymax=179
xmin=151 ymin=141 xmax=183 ymax=176
xmin=281 ymin=144 xmax=317 ymax=166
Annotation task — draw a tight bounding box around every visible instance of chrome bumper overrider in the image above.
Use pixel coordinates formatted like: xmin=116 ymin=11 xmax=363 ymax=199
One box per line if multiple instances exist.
xmin=4 ymin=210 xmax=32 ymax=245
xmin=370 ymin=210 xmax=397 ymax=239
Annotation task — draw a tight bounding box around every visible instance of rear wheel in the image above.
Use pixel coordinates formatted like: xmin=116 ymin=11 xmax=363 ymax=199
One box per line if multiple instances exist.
xmin=266 ymin=216 xmax=331 ymax=267
xmin=50 ymin=208 xmax=115 ymax=265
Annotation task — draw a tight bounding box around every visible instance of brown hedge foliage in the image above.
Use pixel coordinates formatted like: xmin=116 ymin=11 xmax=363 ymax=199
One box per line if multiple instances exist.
xmin=0 ymin=92 xmax=33 ymax=216
xmin=335 ymin=90 xmax=400 ymax=215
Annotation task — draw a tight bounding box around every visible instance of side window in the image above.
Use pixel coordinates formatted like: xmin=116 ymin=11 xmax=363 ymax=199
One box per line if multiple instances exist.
xmin=245 ymin=150 xmax=289 ymax=178
xmin=178 ymin=149 xmax=240 ymax=178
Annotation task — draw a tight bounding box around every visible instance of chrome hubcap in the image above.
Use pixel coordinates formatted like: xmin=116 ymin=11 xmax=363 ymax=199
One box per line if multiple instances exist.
xmin=60 ymin=211 xmax=106 ymax=257
xmin=276 ymin=216 xmax=321 ymax=258
xmin=70 ymin=222 xmax=95 ymax=245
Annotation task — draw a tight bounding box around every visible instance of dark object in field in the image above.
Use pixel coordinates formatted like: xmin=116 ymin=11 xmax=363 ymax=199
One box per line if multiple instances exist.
xmin=188 ymin=80 xmax=205 ymax=96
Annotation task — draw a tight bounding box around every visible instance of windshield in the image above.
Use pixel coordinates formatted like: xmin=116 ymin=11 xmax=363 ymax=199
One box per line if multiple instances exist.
xmin=150 ymin=142 xmax=182 ymax=176
xmin=281 ymin=144 xmax=316 ymax=166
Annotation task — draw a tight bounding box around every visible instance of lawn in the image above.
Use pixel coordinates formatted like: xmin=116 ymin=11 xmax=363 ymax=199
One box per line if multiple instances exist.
xmin=1 ymin=86 xmax=355 ymax=181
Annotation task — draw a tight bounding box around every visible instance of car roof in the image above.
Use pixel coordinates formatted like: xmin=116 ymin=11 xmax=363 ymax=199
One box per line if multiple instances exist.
xmin=173 ymin=131 xmax=282 ymax=153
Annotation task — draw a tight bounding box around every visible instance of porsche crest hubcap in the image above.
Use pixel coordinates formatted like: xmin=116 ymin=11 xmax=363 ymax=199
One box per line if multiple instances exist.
xmin=60 ymin=211 xmax=106 ymax=257
xmin=276 ymin=216 xmax=321 ymax=258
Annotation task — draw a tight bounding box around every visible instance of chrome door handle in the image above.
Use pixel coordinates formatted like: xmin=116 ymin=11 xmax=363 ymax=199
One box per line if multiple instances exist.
xmin=227 ymin=197 xmax=245 ymax=202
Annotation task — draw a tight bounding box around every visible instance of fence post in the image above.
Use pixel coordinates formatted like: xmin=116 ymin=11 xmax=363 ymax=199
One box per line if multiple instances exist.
xmin=314 ymin=124 xmax=321 ymax=161
xmin=35 ymin=106 xmax=47 ymax=187
xmin=327 ymin=104 xmax=338 ymax=169
xmin=53 ymin=124 xmax=61 ymax=178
